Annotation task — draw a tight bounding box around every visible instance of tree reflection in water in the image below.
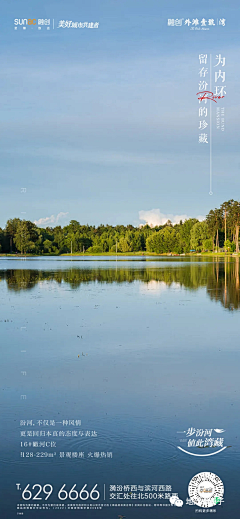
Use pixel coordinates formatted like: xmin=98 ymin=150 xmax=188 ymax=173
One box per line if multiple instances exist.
xmin=1 ymin=258 xmax=240 ymax=311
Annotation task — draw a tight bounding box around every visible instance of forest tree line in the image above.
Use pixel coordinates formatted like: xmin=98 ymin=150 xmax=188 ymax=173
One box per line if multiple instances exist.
xmin=0 ymin=199 xmax=240 ymax=255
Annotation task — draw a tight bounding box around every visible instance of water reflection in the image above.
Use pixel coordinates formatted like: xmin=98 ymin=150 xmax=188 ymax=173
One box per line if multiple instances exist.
xmin=1 ymin=257 xmax=240 ymax=518
xmin=1 ymin=258 xmax=240 ymax=310
xmin=207 ymin=257 xmax=240 ymax=310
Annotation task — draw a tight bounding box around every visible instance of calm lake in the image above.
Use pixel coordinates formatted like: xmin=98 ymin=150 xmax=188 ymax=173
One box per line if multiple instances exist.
xmin=0 ymin=256 xmax=239 ymax=518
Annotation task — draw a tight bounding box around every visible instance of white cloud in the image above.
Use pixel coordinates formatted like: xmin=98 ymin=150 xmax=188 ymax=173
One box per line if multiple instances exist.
xmin=34 ymin=212 xmax=68 ymax=227
xmin=139 ymin=280 xmax=167 ymax=295
xmin=139 ymin=209 xmax=190 ymax=227
xmin=139 ymin=281 xmax=182 ymax=296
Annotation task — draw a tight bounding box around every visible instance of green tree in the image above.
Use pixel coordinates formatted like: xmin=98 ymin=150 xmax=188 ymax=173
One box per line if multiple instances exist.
xmin=224 ymin=239 xmax=235 ymax=253
xmin=228 ymin=201 xmax=240 ymax=253
xmin=178 ymin=218 xmax=199 ymax=252
xmin=118 ymin=236 xmax=132 ymax=253
xmin=14 ymin=220 xmax=38 ymax=254
xmin=214 ymin=208 xmax=223 ymax=251
xmin=220 ymin=200 xmax=233 ymax=252
xmin=190 ymin=222 xmax=209 ymax=252
xmin=5 ymin=218 xmax=21 ymax=252
xmin=146 ymin=226 xmax=180 ymax=253
xmin=203 ymin=238 xmax=213 ymax=251
xmin=206 ymin=209 xmax=222 ymax=252
xmin=43 ymin=239 xmax=54 ymax=253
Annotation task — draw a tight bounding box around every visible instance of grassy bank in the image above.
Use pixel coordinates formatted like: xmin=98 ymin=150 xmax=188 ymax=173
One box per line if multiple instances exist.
xmin=0 ymin=251 xmax=239 ymax=258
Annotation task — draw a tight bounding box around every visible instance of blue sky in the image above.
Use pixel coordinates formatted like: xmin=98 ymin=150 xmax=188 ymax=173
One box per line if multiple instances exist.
xmin=0 ymin=0 xmax=239 ymax=227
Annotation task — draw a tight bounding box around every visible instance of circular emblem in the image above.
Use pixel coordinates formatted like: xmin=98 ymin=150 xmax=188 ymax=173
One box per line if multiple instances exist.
xmin=188 ymin=472 xmax=224 ymax=508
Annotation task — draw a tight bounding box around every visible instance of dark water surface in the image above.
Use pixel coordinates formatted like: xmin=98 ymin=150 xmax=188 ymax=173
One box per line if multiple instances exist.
xmin=0 ymin=256 xmax=239 ymax=518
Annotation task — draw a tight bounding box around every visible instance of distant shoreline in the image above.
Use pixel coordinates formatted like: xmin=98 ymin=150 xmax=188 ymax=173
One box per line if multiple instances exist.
xmin=0 ymin=252 xmax=239 ymax=258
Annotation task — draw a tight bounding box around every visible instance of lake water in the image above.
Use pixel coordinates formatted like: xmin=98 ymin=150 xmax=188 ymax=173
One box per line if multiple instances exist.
xmin=0 ymin=256 xmax=239 ymax=518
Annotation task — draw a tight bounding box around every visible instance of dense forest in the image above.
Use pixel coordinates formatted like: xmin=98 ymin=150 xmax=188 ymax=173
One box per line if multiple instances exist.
xmin=0 ymin=199 xmax=240 ymax=255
